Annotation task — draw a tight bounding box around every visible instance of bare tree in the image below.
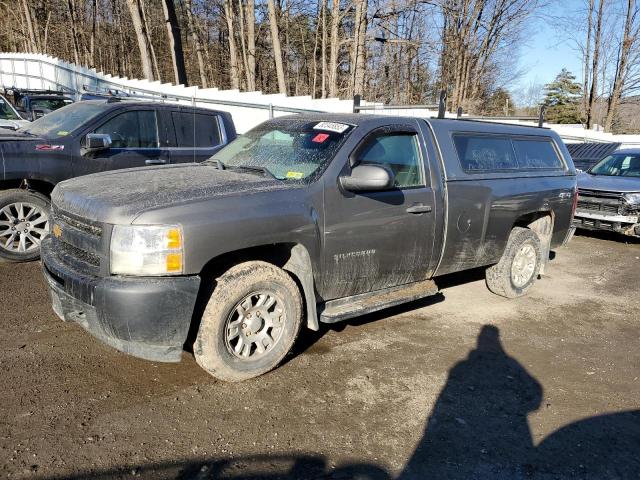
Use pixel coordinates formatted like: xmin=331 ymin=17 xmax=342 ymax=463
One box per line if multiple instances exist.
xmin=126 ymin=0 xmax=155 ymax=80
xmin=161 ymin=0 xmax=187 ymax=85
xmin=604 ymin=0 xmax=638 ymax=131
xmin=268 ymin=0 xmax=287 ymax=94
xmin=184 ymin=0 xmax=208 ymax=88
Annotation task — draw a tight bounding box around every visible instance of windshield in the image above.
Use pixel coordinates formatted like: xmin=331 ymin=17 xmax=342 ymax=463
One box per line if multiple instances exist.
xmin=30 ymin=97 xmax=72 ymax=113
xmin=0 ymin=97 xmax=19 ymax=120
xmin=589 ymin=153 xmax=640 ymax=178
xmin=207 ymin=120 xmax=354 ymax=181
xmin=20 ymin=102 xmax=104 ymax=138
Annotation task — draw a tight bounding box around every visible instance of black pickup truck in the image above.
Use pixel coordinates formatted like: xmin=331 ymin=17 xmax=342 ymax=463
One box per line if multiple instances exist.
xmin=41 ymin=114 xmax=577 ymax=381
xmin=0 ymin=100 xmax=236 ymax=261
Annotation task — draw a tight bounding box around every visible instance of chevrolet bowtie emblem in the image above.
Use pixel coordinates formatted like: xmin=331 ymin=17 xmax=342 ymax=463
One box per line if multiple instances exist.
xmin=52 ymin=224 xmax=62 ymax=239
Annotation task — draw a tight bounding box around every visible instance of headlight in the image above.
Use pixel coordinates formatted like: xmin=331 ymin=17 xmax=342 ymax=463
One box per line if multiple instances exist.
xmin=623 ymin=193 xmax=640 ymax=206
xmin=110 ymin=225 xmax=183 ymax=276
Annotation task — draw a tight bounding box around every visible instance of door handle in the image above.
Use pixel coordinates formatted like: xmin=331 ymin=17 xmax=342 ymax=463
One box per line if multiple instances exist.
xmin=406 ymin=203 xmax=432 ymax=214
xmin=145 ymin=159 xmax=168 ymax=165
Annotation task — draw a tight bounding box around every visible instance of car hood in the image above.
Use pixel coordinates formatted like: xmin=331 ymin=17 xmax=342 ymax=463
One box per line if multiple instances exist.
xmin=51 ymin=163 xmax=291 ymax=224
xmin=0 ymin=129 xmax=42 ymax=142
xmin=0 ymin=119 xmax=30 ymax=131
xmin=577 ymin=171 xmax=640 ymax=194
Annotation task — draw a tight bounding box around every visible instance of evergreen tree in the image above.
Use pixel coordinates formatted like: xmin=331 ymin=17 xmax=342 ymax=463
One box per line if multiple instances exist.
xmin=542 ymin=69 xmax=583 ymax=124
xmin=482 ymin=88 xmax=516 ymax=116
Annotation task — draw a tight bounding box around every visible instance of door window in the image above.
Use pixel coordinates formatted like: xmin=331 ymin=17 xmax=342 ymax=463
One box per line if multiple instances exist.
xmin=95 ymin=110 xmax=158 ymax=148
xmin=172 ymin=112 xmax=221 ymax=148
xmin=356 ymin=132 xmax=424 ymax=188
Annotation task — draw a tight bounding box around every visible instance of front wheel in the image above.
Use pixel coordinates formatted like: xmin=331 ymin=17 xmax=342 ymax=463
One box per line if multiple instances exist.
xmin=486 ymin=227 xmax=542 ymax=298
xmin=0 ymin=189 xmax=51 ymax=262
xmin=194 ymin=261 xmax=302 ymax=382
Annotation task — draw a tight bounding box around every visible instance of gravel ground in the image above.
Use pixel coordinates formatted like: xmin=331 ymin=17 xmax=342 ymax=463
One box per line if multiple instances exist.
xmin=1 ymin=231 xmax=639 ymax=480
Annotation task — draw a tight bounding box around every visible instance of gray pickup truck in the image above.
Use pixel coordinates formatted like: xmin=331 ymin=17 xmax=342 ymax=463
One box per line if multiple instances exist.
xmin=41 ymin=114 xmax=577 ymax=381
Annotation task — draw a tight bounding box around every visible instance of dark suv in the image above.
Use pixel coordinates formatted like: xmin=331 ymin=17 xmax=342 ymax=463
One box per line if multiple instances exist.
xmin=0 ymin=100 xmax=236 ymax=261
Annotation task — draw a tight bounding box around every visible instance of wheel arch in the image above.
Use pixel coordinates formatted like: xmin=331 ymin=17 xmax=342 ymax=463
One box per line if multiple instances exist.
xmin=0 ymin=179 xmax=55 ymax=197
xmin=186 ymin=243 xmax=319 ymax=350
xmin=512 ymin=210 xmax=554 ymax=274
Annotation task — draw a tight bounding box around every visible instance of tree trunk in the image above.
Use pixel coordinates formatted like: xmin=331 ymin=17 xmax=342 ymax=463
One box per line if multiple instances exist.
xmin=267 ymin=0 xmax=287 ymax=94
xmin=126 ymin=0 xmax=155 ymax=81
xmin=587 ymin=0 xmax=604 ymax=129
xmin=246 ymin=0 xmax=257 ymax=91
xmin=583 ymin=0 xmax=594 ymax=121
xmin=140 ymin=0 xmax=161 ymax=81
xmin=328 ymin=0 xmax=341 ymax=97
xmin=161 ymin=0 xmax=188 ymax=85
xmin=184 ymin=0 xmax=208 ymax=88
xmin=223 ymin=0 xmax=240 ymax=89
xmin=321 ymin=0 xmax=328 ymax=98
xmin=21 ymin=0 xmax=38 ymax=53
xmin=604 ymin=0 xmax=635 ymax=132
xmin=350 ymin=0 xmax=367 ymax=96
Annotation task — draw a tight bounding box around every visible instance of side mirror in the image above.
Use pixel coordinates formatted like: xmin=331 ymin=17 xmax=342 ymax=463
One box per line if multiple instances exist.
xmin=339 ymin=164 xmax=394 ymax=192
xmin=85 ymin=133 xmax=112 ymax=153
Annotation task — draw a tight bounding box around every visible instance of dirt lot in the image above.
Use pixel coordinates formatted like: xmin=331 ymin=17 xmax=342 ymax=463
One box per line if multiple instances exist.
xmin=1 ymin=231 xmax=639 ymax=480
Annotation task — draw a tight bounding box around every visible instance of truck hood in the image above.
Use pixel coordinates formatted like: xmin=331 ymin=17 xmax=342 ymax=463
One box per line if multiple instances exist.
xmin=577 ymin=171 xmax=640 ymax=194
xmin=51 ymin=163 xmax=291 ymax=224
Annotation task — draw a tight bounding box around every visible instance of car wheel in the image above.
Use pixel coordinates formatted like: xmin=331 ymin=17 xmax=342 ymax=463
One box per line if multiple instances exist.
xmin=194 ymin=261 xmax=303 ymax=382
xmin=486 ymin=227 xmax=542 ymax=298
xmin=0 ymin=189 xmax=51 ymax=262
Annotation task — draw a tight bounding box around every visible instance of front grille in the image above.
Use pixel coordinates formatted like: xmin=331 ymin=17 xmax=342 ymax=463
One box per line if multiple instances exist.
xmin=576 ymin=190 xmax=622 ymax=216
xmin=50 ymin=207 xmax=105 ymax=275
xmin=58 ymin=241 xmax=100 ymax=268
xmin=55 ymin=211 xmax=103 ymax=237
xmin=577 ymin=200 xmax=620 ymax=214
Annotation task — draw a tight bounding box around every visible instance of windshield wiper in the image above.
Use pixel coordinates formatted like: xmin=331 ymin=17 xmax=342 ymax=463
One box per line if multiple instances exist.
xmin=228 ymin=165 xmax=277 ymax=179
xmin=203 ymin=158 xmax=226 ymax=170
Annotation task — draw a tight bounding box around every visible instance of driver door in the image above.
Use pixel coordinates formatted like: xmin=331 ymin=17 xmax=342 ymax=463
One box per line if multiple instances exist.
xmin=321 ymin=123 xmax=437 ymax=301
xmin=76 ymin=109 xmax=169 ymax=176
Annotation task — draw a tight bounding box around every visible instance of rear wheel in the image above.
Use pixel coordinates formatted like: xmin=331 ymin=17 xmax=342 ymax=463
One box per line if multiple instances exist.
xmin=0 ymin=189 xmax=50 ymax=262
xmin=194 ymin=261 xmax=302 ymax=382
xmin=486 ymin=227 xmax=542 ymax=298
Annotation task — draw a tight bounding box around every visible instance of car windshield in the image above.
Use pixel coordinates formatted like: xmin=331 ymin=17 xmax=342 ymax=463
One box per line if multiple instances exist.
xmin=589 ymin=153 xmax=640 ymax=178
xmin=19 ymin=102 xmax=104 ymax=138
xmin=206 ymin=120 xmax=354 ymax=181
xmin=30 ymin=97 xmax=72 ymax=113
xmin=0 ymin=97 xmax=19 ymax=120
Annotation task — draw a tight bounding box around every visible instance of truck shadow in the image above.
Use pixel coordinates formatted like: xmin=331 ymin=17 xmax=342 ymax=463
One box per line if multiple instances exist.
xmin=41 ymin=325 xmax=640 ymax=480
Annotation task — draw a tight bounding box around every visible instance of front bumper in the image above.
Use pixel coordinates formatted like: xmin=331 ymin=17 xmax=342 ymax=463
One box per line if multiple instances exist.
xmin=41 ymin=237 xmax=201 ymax=362
xmin=573 ymin=209 xmax=640 ymax=237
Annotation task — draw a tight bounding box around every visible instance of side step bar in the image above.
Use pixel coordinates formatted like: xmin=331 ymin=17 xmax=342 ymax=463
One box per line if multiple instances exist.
xmin=318 ymin=279 xmax=439 ymax=324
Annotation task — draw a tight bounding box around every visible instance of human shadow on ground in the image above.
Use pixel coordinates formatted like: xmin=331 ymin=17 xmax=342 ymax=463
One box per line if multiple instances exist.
xmin=42 ymin=325 xmax=640 ymax=480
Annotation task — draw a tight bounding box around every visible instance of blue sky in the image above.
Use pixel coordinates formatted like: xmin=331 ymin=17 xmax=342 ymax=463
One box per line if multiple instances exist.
xmin=517 ymin=22 xmax=583 ymax=89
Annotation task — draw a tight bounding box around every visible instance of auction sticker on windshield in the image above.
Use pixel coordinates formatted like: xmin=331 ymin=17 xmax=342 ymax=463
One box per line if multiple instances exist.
xmin=313 ymin=122 xmax=350 ymax=134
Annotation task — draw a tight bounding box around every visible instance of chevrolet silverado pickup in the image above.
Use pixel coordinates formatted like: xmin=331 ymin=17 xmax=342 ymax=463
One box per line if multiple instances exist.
xmin=0 ymin=100 xmax=236 ymax=261
xmin=41 ymin=114 xmax=577 ymax=381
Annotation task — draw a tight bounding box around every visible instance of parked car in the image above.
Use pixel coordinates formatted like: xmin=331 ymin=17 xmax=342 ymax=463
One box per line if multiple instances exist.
xmin=0 ymin=94 xmax=30 ymax=131
xmin=41 ymin=114 xmax=577 ymax=381
xmin=4 ymin=88 xmax=74 ymax=121
xmin=573 ymin=149 xmax=640 ymax=237
xmin=0 ymin=99 xmax=236 ymax=261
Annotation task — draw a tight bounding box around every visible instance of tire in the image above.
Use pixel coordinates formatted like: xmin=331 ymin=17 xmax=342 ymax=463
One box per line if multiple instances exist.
xmin=0 ymin=189 xmax=51 ymax=262
xmin=486 ymin=227 xmax=542 ymax=298
xmin=194 ymin=261 xmax=303 ymax=382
